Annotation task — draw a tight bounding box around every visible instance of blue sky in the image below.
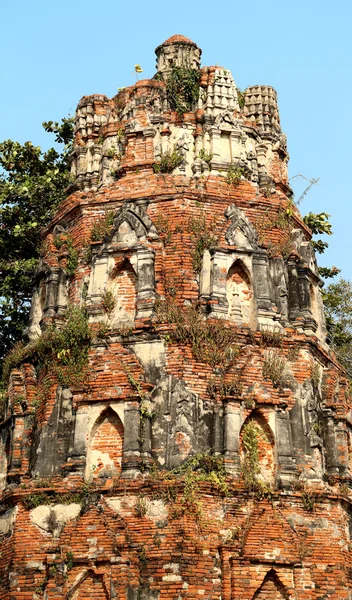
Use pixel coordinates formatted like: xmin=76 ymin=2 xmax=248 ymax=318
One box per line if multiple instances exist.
xmin=1 ymin=0 xmax=351 ymax=279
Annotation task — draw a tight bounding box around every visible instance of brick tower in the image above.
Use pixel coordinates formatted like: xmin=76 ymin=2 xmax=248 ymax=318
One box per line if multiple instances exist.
xmin=1 ymin=35 xmax=351 ymax=599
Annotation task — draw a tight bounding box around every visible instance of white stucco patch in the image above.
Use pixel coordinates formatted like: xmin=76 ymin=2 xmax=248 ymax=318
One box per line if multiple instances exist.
xmin=30 ymin=503 xmax=81 ymax=536
xmin=0 ymin=507 xmax=17 ymax=536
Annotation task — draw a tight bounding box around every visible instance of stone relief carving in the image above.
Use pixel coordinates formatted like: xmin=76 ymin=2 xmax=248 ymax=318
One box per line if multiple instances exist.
xmin=215 ymin=109 xmax=238 ymax=130
xmin=300 ymin=379 xmax=323 ymax=448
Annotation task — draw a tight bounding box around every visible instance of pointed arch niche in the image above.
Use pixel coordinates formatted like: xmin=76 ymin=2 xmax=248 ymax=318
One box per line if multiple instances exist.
xmin=85 ymin=407 xmax=124 ymax=480
xmin=240 ymin=411 xmax=276 ymax=486
xmin=226 ymin=259 xmax=255 ymax=328
xmin=253 ymin=570 xmax=289 ymax=599
xmin=68 ymin=570 xmax=109 ymax=600
xmin=87 ymin=203 xmax=156 ymax=325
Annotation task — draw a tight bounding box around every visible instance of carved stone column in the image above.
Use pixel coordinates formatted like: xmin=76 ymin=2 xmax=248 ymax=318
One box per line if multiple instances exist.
xmin=44 ymin=268 xmax=60 ymax=318
xmin=275 ymin=409 xmax=297 ymax=487
xmin=56 ymin=270 xmax=68 ymax=316
xmin=122 ymin=400 xmax=141 ymax=478
xmin=223 ymin=400 xmax=241 ymax=474
xmin=287 ymin=256 xmax=300 ymax=323
xmin=87 ymin=251 xmax=109 ymax=316
xmin=324 ymin=412 xmax=340 ymax=474
xmin=252 ymin=250 xmax=272 ymax=312
xmin=209 ymin=250 xmax=228 ymax=317
xmin=136 ymin=247 xmax=155 ymax=319
xmin=213 ymin=399 xmax=224 ymax=455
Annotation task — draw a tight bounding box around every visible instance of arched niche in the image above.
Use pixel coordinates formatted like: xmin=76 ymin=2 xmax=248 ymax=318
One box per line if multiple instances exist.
xmin=68 ymin=570 xmax=109 ymax=600
xmin=226 ymin=259 xmax=255 ymax=327
xmin=253 ymin=569 xmax=289 ymax=599
xmin=87 ymin=203 xmax=156 ymax=322
xmin=108 ymin=257 xmax=137 ymax=326
xmin=85 ymin=407 xmax=124 ymax=481
xmin=240 ymin=411 xmax=276 ymax=485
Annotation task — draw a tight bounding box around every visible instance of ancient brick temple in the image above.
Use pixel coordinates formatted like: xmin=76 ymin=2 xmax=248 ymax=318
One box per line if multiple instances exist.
xmin=1 ymin=34 xmax=352 ymax=599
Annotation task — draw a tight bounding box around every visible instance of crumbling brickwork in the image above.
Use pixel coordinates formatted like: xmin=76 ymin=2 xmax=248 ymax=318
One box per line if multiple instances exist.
xmin=0 ymin=35 xmax=352 ymax=599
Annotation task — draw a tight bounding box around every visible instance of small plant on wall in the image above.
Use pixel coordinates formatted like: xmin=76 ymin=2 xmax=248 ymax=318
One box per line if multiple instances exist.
xmin=187 ymin=211 xmax=219 ymax=273
xmin=226 ymin=165 xmax=244 ymax=186
xmin=262 ymin=349 xmax=290 ymax=388
xmin=54 ymin=234 xmax=78 ymax=277
xmin=101 ymin=290 xmax=116 ymax=315
xmin=240 ymin=421 xmax=273 ymax=498
xmin=198 ymin=149 xmax=213 ymax=164
xmin=153 ymin=146 xmax=183 ymax=174
xmin=90 ymin=211 xmax=115 ymax=242
xmin=161 ymin=65 xmax=202 ymax=115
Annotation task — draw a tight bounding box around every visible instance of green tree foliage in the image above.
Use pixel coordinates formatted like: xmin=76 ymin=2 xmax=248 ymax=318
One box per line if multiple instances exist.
xmin=322 ymin=279 xmax=352 ymax=379
xmin=303 ymin=211 xmax=332 ymax=254
xmin=0 ymin=118 xmax=74 ymax=372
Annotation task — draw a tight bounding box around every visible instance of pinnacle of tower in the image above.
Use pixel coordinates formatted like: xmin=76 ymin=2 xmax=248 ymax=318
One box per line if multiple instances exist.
xmin=155 ymin=34 xmax=202 ymax=76
xmin=159 ymin=34 xmax=198 ymax=47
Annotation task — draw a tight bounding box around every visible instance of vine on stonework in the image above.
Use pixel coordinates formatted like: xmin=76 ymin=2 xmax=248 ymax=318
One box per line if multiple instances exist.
xmin=122 ymin=363 xmax=153 ymax=446
xmin=155 ymin=213 xmax=173 ymax=244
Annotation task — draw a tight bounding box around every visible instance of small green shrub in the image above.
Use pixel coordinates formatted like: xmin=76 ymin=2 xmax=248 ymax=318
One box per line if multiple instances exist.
xmin=262 ymin=349 xmax=289 ymax=388
xmin=237 ymin=89 xmax=245 ymax=109
xmin=199 ymin=149 xmax=213 ymax=164
xmin=156 ymin=301 xmax=238 ymax=372
xmin=188 ymin=212 xmax=219 ymax=273
xmin=153 ymin=146 xmax=183 ymax=173
xmin=151 ymin=452 xmax=228 ymax=520
xmin=226 ymin=165 xmax=244 ymax=186
xmin=301 ymin=489 xmax=318 ymax=512
xmin=135 ymin=496 xmax=148 ymax=517
xmin=101 ymin=290 xmax=116 ymax=315
xmin=207 ymin=376 xmax=242 ymax=398
xmin=66 ymin=551 xmax=74 ymax=571
xmin=165 ymin=66 xmax=201 ymax=115
xmin=260 ymin=327 xmax=284 ymax=348
xmin=54 ymin=234 xmax=78 ymax=277
xmin=90 ymin=211 xmax=115 ymax=242
xmin=4 ymin=306 xmax=93 ymax=389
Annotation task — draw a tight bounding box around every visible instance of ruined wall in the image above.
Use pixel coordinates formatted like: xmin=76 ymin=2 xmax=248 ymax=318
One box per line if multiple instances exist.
xmin=0 ymin=34 xmax=351 ymax=599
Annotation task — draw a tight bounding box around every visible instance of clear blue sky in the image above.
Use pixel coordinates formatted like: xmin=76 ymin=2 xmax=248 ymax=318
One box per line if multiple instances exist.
xmin=1 ymin=0 xmax=351 ymax=279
